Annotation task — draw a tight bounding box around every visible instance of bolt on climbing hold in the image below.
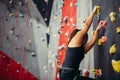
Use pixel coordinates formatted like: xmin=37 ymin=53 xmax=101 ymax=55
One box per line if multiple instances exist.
xmin=96 ymin=6 xmax=101 ymax=14
xmin=63 ymin=16 xmax=68 ymax=23
xmin=9 ymin=13 xmax=14 ymax=17
xmin=102 ymin=36 xmax=107 ymax=43
xmin=58 ymin=44 xmax=65 ymax=50
xmin=109 ymin=44 xmax=116 ymax=55
xmin=92 ymin=69 xmax=102 ymax=76
xmin=98 ymin=38 xmax=102 ymax=46
xmin=102 ymin=21 xmax=107 ymax=28
xmin=109 ymin=12 xmax=116 ymax=23
xmin=111 ymin=59 xmax=120 ymax=73
xmin=92 ymin=31 xmax=95 ymax=36
xmin=82 ymin=69 xmax=89 ymax=77
xmin=116 ymin=27 xmax=120 ymax=34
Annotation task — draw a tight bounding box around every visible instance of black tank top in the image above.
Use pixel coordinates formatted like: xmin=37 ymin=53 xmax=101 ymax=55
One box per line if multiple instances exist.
xmin=62 ymin=45 xmax=84 ymax=70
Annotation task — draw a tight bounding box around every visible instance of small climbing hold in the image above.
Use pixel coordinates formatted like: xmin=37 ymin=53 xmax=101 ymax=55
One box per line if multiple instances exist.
xmin=111 ymin=59 xmax=120 ymax=73
xmin=82 ymin=69 xmax=89 ymax=77
xmin=28 ymin=40 xmax=31 ymax=45
xmin=65 ymin=32 xmax=68 ymax=37
xmin=109 ymin=44 xmax=116 ymax=55
xmin=70 ymin=2 xmax=73 ymax=7
xmin=31 ymin=52 xmax=36 ymax=57
xmin=92 ymin=31 xmax=95 ymax=36
xmin=102 ymin=21 xmax=107 ymax=28
xmin=96 ymin=6 xmax=101 ymax=14
xmin=98 ymin=38 xmax=102 ymax=46
xmin=58 ymin=44 xmax=65 ymax=50
xmin=75 ymin=2 xmax=78 ymax=7
xmin=119 ymin=7 xmax=120 ymax=12
xmin=102 ymin=36 xmax=107 ymax=43
xmin=109 ymin=12 xmax=116 ymax=23
xmin=9 ymin=13 xmax=14 ymax=17
xmin=92 ymin=69 xmax=102 ymax=76
xmin=63 ymin=16 xmax=68 ymax=23
xmin=116 ymin=27 xmax=120 ymax=34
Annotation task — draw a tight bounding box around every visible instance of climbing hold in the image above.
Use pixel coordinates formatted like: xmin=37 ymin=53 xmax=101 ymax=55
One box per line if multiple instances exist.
xmin=31 ymin=52 xmax=36 ymax=57
xmin=109 ymin=12 xmax=116 ymax=23
xmin=109 ymin=44 xmax=116 ymax=55
xmin=70 ymin=18 xmax=73 ymax=22
xmin=102 ymin=36 xmax=107 ymax=43
xmin=58 ymin=44 xmax=65 ymax=50
xmin=92 ymin=69 xmax=102 ymax=76
xmin=75 ymin=2 xmax=78 ymax=7
xmin=119 ymin=7 xmax=120 ymax=12
xmin=14 ymin=47 xmax=18 ymax=50
xmin=63 ymin=16 xmax=68 ymax=23
xmin=9 ymin=13 xmax=14 ymax=17
xmin=6 ymin=36 xmax=9 ymax=40
xmin=82 ymin=69 xmax=89 ymax=77
xmin=92 ymin=31 xmax=95 ymax=36
xmin=96 ymin=6 xmax=101 ymax=14
xmin=98 ymin=38 xmax=102 ymax=45
xmin=102 ymin=21 xmax=107 ymax=28
xmin=15 ymin=35 xmax=19 ymax=40
xmin=72 ymin=23 xmax=76 ymax=27
xmin=28 ymin=40 xmax=31 ymax=45
xmin=116 ymin=27 xmax=120 ymax=34
xmin=41 ymin=37 xmax=45 ymax=41
xmin=65 ymin=32 xmax=68 ymax=37
xmin=111 ymin=59 xmax=120 ymax=73
xmin=70 ymin=2 xmax=73 ymax=7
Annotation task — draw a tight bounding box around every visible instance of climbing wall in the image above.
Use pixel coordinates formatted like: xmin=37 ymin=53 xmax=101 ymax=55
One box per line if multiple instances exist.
xmin=92 ymin=0 xmax=120 ymax=80
xmin=55 ymin=0 xmax=77 ymax=80
xmin=0 ymin=0 xmax=40 ymax=80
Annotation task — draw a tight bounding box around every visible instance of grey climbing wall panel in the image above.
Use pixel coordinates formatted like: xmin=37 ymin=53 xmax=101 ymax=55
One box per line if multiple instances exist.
xmin=92 ymin=0 xmax=120 ymax=80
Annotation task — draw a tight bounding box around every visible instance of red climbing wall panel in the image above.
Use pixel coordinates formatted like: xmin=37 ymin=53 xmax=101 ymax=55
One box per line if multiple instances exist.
xmin=56 ymin=0 xmax=77 ymax=80
xmin=0 ymin=50 xmax=38 ymax=80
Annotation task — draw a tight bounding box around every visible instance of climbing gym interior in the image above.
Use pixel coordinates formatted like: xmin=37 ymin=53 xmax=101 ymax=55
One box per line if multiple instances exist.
xmin=0 ymin=0 xmax=120 ymax=80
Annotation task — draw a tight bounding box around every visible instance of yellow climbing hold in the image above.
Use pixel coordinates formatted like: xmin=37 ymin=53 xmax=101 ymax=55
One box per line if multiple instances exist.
xmin=98 ymin=38 xmax=102 ymax=45
xmin=116 ymin=27 xmax=120 ymax=34
xmin=96 ymin=6 xmax=101 ymax=14
xmin=92 ymin=69 xmax=102 ymax=76
xmin=109 ymin=12 xmax=116 ymax=23
xmin=109 ymin=44 xmax=116 ymax=55
xmin=92 ymin=31 xmax=95 ymax=36
xmin=111 ymin=60 xmax=120 ymax=73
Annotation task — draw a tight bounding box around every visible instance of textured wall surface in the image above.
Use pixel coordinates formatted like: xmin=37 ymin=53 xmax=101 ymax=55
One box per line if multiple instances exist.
xmin=93 ymin=0 xmax=120 ymax=80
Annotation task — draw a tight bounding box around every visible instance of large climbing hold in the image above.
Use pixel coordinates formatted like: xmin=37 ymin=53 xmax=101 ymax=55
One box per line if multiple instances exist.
xmin=109 ymin=44 xmax=116 ymax=55
xmin=109 ymin=12 xmax=116 ymax=23
xmin=111 ymin=60 xmax=120 ymax=73
xmin=116 ymin=27 xmax=120 ymax=34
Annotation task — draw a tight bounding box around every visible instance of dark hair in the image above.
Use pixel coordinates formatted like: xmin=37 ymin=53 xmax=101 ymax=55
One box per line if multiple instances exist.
xmin=68 ymin=29 xmax=88 ymax=44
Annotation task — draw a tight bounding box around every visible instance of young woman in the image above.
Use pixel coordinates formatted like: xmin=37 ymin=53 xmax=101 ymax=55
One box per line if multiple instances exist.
xmin=59 ymin=6 xmax=103 ymax=80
